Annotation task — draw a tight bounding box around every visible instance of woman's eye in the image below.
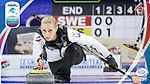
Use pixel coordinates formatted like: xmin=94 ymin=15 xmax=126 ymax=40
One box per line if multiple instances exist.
xmin=48 ymin=30 xmax=52 ymax=32
xmin=42 ymin=30 xmax=46 ymax=32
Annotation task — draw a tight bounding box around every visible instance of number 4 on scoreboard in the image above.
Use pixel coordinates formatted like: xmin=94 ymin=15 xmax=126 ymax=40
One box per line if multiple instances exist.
xmin=127 ymin=6 xmax=134 ymax=15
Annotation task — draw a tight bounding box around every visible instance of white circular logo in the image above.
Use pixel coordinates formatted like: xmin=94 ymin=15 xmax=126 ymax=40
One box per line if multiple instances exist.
xmin=136 ymin=68 xmax=148 ymax=77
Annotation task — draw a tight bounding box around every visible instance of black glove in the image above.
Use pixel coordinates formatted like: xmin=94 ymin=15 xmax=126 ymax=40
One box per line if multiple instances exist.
xmin=106 ymin=54 xmax=118 ymax=72
xmin=39 ymin=44 xmax=47 ymax=61
xmin=37 ymin=58 xmax=44 ymax=62
xmin=39 ymin=51 xmax=47 ymax=61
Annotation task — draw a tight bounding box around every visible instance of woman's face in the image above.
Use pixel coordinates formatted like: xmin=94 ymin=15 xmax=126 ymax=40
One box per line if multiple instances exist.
xmin=40 ymin=23 xmax=58 ymax=41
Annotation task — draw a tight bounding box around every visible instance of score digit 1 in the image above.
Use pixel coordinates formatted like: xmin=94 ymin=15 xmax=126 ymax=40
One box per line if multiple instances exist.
xmin=93 ymin=16 xmax=113 ymax=38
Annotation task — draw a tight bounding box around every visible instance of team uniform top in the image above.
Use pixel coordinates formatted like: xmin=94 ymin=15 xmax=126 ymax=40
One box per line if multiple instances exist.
xmin=33 ymin=26 xmax=110 ymax=62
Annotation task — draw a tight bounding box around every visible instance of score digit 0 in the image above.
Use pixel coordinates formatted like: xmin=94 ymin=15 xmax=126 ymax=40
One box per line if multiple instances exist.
xmin=94 ymin=16 xmax=113 ymax=37
xmin=94 ymin=17 xmax=113 ymax=26
xmin=94 ymin=28 xmax=111 ymax=37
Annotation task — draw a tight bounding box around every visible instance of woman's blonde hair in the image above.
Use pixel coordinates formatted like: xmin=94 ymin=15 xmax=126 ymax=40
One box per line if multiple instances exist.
xmin=41 ymin=16 xmax=57 ymax=26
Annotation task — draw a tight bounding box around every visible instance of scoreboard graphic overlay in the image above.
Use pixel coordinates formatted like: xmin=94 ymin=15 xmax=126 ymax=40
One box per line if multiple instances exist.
xmin=52 ymin=0 xmax=145 ymax=69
